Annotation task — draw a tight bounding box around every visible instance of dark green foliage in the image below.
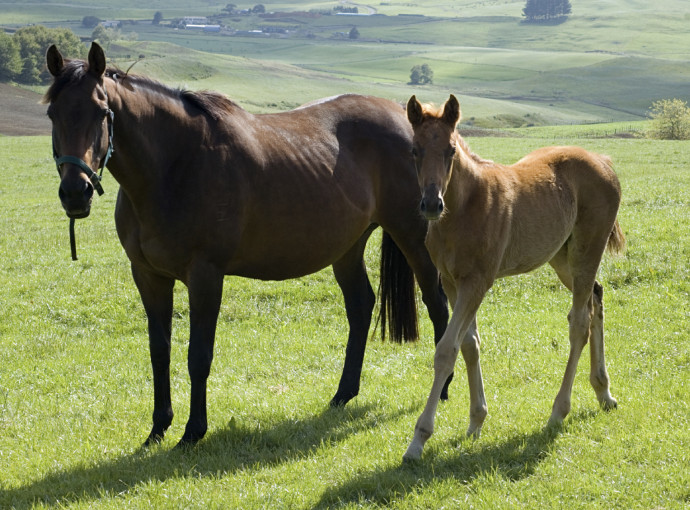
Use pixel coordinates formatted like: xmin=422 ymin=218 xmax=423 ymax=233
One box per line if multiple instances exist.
xmin=82 ymin=15 xmax=101 ymax=28
xmin=409 ymin=63 xmax=433 ymax=85
xmin=0 ymin=32 xmax=21 ymax=80
xmin=523 ymin=0 xmax=572 ymax=21
xmin=11 ymin=25 xmax=85 ymax=84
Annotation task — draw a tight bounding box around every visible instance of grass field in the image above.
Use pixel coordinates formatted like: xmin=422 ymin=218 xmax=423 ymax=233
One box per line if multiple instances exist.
xmin=0 ymin=133 xmax=687 ymax=508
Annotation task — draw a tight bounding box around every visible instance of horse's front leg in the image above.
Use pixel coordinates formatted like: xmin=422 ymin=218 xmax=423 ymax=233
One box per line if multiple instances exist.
xmin=132 ymin=265 xmax=175 ymax=446
xmin=404 ymin=279 xmax=485 ymax=461
xmin=179 ymin=263 xmax=224 ymax=447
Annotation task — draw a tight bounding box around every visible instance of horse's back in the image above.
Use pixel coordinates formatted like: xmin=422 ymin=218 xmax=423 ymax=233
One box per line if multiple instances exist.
xmin=212 ymin=95 xmax=420 ymax=279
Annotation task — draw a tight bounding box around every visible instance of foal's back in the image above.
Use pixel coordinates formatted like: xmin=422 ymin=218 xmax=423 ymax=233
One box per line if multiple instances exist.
xmin=439 ymin=143 xmax=621 ymax=280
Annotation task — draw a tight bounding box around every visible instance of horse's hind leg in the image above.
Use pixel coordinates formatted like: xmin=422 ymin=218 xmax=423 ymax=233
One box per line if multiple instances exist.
xmin=386 ymin=233 xmax=451 ymax=397
xmin=589 ymin=282 xmax=617 ymax=410
xmin=330 ymin=228 xmax=376 ymax=407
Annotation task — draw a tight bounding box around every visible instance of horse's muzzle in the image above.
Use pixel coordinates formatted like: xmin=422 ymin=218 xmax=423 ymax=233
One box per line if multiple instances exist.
xmin=59 ymin=179 xmax=94 ymax=218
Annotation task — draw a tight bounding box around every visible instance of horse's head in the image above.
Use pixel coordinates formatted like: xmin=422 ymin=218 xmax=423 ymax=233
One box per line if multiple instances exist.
xmin=406 ymin=94 xmax=460 ymax=221
xmin=45 ymin=42 xmax=113 ymax=218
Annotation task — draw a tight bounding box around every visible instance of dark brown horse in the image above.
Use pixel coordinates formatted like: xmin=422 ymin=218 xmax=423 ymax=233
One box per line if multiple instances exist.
xmin=45 ymin=42 xmax=449 ymax=447
xmin=403 ymin=95 xmax=624 ymax=460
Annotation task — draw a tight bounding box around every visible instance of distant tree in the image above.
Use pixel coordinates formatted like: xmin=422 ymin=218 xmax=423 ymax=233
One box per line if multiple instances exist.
xmin=647 ymin=98 xmax=690 ymax=140
xmin=0 ymin=32 xmax=21 ymax=81
xmin=82 ymin=15 xmax=101 ymax=28
xmin=409 ymin=63 xmax=433 ymax=85
xmin=153 ymin=12 xmax=164 ymax=25
xmin=91 ymin=25 xmax=120 ymax=50
xmin=523 ymin=0 xmax=571 ymax=21
xmin=252 ymin=4 xmax=266 ymax=13
xmin=13 ymin=25 xmax=85 ymax=83
xmin=348 ymin=26 xmax=360 ymax=40
xmin=223 ymin=3 xmax=237 ymax=13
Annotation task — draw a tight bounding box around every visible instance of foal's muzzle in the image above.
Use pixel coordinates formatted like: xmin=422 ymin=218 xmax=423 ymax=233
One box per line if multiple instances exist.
xmin=420 ymin=191 xmax=445 ymax=221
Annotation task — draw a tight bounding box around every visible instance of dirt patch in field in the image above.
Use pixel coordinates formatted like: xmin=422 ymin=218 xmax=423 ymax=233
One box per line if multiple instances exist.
xmin=0 ymin=83 xmax=51 ymax=136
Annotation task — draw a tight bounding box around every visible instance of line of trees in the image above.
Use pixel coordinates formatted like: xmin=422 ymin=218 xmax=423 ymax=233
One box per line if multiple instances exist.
xmin=0 ymin=26 xmax=85 ymax=83
xmin=523 ymin=0 xmax=572 ymax=22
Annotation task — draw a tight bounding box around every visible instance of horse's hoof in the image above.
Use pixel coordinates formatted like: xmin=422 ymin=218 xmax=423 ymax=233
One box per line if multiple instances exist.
xmin=329 ymin=392 xmax=355 ymax=408
xmin=143 ymin=433 xmax=164 ymax=448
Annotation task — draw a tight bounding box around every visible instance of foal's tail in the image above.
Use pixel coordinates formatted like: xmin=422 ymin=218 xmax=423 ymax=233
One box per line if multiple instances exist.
xmin=378 ymin=231 xmax=419 ymax=343
xmin=607 ymin=219 xmax=626 ymax=256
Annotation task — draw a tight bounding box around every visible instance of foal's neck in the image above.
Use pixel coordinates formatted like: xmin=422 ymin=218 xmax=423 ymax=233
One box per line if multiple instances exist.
xmin=444 ymin=134 xmax=484 ymax=211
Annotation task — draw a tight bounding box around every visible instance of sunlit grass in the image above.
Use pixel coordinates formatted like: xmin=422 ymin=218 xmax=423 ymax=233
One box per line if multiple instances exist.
xmin=0 ymin=134 xmax=687 ymax=508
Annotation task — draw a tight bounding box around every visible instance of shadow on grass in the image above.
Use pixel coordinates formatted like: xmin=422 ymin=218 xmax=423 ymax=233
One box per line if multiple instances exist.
xmin=0 ymin=402 xmax=399 ymax=508
xmin=1 ymin=406 xmax=597 ymax=508
xmin=314 ymin=410 xmax=597 ymax=508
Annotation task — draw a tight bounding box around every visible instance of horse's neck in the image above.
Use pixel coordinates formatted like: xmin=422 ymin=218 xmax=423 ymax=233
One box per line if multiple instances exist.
xmin=106 ymin=80 xmax=204 ymax=198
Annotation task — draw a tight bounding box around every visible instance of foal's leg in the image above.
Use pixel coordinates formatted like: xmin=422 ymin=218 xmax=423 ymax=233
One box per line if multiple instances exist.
xmin=132 ymin=265 xmax=175 ymax=446
xmin=440 ymin=277 xmax=486 ymax=438
xmin=330 ymin=229 xmax=376 ymax=407
xmin=589 ymin=282 xmax=617 ymax=410
xmin=180 ymin=262 xmax=224 ymax=446
xmin=404 ymin=279 xmax=485 ymax=461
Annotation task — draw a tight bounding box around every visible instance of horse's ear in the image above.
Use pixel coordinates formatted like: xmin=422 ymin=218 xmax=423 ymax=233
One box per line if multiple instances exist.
xmin=88 ymin=42 xmax=106 ymax=79
xmin=441 ymin=94 xmax=461 ymax=127
xmin=407 ymin=95 xmax=424 ymax=127
xmin=46 ymin=45 xmax=64 ymax=77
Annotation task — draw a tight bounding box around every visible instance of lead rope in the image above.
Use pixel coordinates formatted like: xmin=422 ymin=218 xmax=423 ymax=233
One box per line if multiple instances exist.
xmin=70 ymin=218 xmax=78 ymax=261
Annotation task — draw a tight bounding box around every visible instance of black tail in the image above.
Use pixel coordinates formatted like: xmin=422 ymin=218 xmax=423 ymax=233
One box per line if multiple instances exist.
xmin=378 ymin=231 xmax=419 ymax=343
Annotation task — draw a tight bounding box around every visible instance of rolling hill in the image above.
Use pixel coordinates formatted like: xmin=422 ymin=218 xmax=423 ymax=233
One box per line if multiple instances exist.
xmin=1 ymin=0 xmax=688 ymax=126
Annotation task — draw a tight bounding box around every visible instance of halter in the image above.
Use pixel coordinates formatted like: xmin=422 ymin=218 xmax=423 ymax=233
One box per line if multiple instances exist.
xmin=53 ymin=86 xmax=115 ymax=260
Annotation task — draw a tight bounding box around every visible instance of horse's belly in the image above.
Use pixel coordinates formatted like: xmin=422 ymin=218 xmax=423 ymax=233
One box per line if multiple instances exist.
xmin=228 ymin=217 xmax=373 ymax=281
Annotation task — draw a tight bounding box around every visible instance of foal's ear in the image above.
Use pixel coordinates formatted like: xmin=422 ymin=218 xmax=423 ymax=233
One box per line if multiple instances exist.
xmin=87 ymin=42 xmax=106 ymax=79
xmin=407 ymin=95 xmax=424 ymax=127
xmin=46 ymin=45 xmax=64 ymax=77
xmin=441 ymin=94 xmax=461 ymax=127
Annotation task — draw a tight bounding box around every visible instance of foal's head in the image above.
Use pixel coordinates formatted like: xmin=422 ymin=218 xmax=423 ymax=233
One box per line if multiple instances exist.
xmin=406 ymin=94 xmax=461 ymax=221
xmin=44 ymin=43 xmax=111 ymax=218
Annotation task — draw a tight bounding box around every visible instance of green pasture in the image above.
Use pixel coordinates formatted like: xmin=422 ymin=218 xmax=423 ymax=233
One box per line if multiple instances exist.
xmin=3 ymin=0 xmax=690 ymax=126
xmin=0 ymin=133 xmax=687 ymax=508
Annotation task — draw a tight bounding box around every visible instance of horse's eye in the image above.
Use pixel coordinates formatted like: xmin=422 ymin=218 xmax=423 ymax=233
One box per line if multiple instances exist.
xmin=411 ymin=148 xmax=418 ymax=158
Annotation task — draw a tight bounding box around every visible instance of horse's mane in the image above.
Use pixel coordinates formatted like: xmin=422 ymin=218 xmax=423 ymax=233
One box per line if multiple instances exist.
xmin=43 ymin=59 xmax=239 ymax=121
xmin=416 ymin=101 xmax=493 ymax=167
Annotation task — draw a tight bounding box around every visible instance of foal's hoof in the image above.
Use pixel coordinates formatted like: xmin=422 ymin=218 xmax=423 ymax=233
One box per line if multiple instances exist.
xmin=602 ymin=397 xmax=618 ymax=411
xmin=402 ymin=444 xmax=423 ymax=462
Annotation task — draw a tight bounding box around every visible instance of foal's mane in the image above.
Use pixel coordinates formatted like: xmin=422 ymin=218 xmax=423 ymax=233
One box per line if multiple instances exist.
xmin=417 ymin=101 xmax=493 ymax=167
xmin=43 ymin=59 xmax=239 ymax=121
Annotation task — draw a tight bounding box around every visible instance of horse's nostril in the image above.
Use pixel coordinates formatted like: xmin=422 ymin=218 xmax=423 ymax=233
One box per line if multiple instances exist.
xmin=419 ymin=198 xmax=427 ymax=213
xmin=84 ymin=182 xmax=94 ymax=200
xmin=437 ymin=201 xmax=444 ymax=213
